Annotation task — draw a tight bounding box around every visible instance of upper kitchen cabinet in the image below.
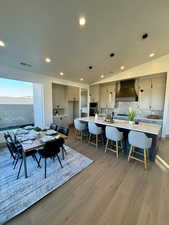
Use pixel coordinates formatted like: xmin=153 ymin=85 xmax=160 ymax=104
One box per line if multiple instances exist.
xmin=52 ymin=84 xmax=66 ymax=109
xmin=139 ymin=75 xmax=166 ymax=111
xmin=66 ymin=86 xmax=79 ymax=102
xmin=90 ymin=85 xmax=100 ymax=103
xmin=100 ymin=83 xmax=115 ymax=108
xmin=151 ymin=75 xmax=166 ymax=110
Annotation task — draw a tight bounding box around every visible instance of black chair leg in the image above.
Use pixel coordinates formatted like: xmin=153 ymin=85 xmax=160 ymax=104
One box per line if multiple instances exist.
xmin=33 ymin=154 xmax=41 ymax=168
xmin=56 ymin=154 xmax=63 ymax=168
xmin=13 ymin=156 xmax=19 ymax=169
xmin=61 ymin=147 xmax=65 ymax=160
xmin=17 ymin=159 xmax=23 ymax=179
xmin=38 ymin=156 xmax=42 ymax=165
xmin=44 ymin=158 xmax=47 ymax=179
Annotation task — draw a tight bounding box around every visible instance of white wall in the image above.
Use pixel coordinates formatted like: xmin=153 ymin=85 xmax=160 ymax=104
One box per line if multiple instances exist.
xmin=0 ymin=65 xmax=89 ymax=127
xmin=92 ymin=54 xmax=169 ymax=137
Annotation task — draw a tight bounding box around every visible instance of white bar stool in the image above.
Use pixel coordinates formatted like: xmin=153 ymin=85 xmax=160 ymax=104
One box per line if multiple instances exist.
xmin=88 ymin=121 xmax=103 ymax=148
xmin=105 ymin=126 xmax=123 ymax=159
xmin=74 ymin=119 xmax=87 ymax=142
xmin=128 ymin=131 xmax=152 ymax=169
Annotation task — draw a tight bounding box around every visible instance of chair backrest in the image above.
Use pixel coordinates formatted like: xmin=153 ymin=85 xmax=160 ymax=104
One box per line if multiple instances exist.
xmin=74 ymin=119 xmax=86 ymax=131
xmin=50 ymin=123 xmax=58 ymax=131
xmin=128 ymin=131 xmax=150 ymax=149
xmin=58 ymin=127 xmax=69 ymax=136
xmin=88 ymin=122 xmax=101 ymax=135
xmin=43 ymin=139 xmax=61 ymax=156
xmin=105 ymin=126 xmax=122 ymax=141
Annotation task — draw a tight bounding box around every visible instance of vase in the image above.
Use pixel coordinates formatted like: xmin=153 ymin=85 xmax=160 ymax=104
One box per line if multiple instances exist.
xmin=129 ymin=120 xmax=134 ymax=125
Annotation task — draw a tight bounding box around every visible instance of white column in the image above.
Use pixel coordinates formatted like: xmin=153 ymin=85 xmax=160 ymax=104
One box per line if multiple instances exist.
xmin=33 ymin=81 xmax=53 ymax=128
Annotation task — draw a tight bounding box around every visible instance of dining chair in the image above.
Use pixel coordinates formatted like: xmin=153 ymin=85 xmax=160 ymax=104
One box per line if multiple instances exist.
xmin=38 ymin=139 xmax=63 ymax=178
xmin=50 ymin=123 xmax=58 ymax=131
xmin=88 ymin=122 xmax=103 ymax=148
xmin=57 ymin=127 xmax=69 ymax=156
xmin=13 ymin=138 xmax=40 ymax=179
xmin=74 ymin=119 xmax=87 ymax=142
xmin=128 ymin=131 xmax=152 ymax=169
xmin=4 ymin=133 xmax=16 ymax=162
xmin=105 ymin=126 xmax=123 ymax=159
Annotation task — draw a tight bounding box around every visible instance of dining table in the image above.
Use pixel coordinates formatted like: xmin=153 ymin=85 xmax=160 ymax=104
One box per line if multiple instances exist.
xmin=17 ymin=131 xmax=68 ymax=178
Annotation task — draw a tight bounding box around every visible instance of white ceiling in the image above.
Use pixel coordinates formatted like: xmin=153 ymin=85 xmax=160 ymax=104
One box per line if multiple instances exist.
xmin=0 ymin=0 xmax=169 ymax=84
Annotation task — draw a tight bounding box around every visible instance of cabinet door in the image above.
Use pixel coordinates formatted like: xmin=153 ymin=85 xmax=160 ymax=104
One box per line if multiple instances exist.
xmin=100 ymin=85 xmax=108 ymax=108
xmin=90 ymin=85 xmax=99 ymax=102
xmin=139 ymin=78 xmax=152 ymax=110
xmin=107 ymin=84 xmax=115 ymax=108
xmin=151 ymin=76 xmax=166 ymax=110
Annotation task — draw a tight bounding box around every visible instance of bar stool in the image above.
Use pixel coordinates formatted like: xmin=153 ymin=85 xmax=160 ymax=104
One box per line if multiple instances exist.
xmin=74 ymin=119 xmax=87 ymax=142
xmin=128 ymin=131 xmax=152 ymax=169
xmin=88 ymin=122 xmax=103 ymax=148
xmin=105 ymin=126 xmax=123 ymax=159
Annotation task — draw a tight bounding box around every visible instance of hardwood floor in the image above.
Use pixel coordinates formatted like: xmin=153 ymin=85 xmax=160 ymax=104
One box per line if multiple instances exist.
xmin=5 ymin=130 xmax=169 ymax=225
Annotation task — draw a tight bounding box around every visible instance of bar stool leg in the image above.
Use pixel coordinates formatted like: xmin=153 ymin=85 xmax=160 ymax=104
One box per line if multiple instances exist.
xmin=105 ymin=139 xmax=109 ymax=152
xmin=88 ymin=133 xmax=91 ymax=143
xmin=96 ymin=135 xmax=98 ymax=148
xmin=81 ymin=131 xmax=83 ymax=143
xmin=120 ymin=140 xmax=123 ymax=152
xmin=128 ymin=145 xmax=133 ymax=162
xmin=116 ymin=141 xmax=119 ymax=159
xmin=144 ymin=148 xmax=147 ymax=169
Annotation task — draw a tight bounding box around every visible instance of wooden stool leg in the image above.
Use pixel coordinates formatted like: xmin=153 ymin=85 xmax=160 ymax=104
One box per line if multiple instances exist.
xmin=120 ymin=140 xmax=123 ymax=152
xmin=81 ymin=131 xmax=83 ymax=143
xmin=128 ymin=145 xmax=133 ymax=162
xmin=116 ymin=141 xmax=119 ymax=159
xmin=88 ymin=133 xmax=91 ymax=143
xmin=144 ymin=148 xmax=147 ymax=169
xmin=105 ymin=139 xmax=109 ymax=152
xmin=96 ymin=135 xmax=98 ymax=148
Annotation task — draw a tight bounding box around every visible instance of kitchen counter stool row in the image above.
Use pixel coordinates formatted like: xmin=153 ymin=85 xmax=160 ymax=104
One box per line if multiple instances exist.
xmin=74 ymin=119 xmax=152 ymax=169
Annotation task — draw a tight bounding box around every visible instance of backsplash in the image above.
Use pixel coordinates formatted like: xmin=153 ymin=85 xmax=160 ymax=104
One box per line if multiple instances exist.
xmin=100 ymin=101 xmax=163 ymax=118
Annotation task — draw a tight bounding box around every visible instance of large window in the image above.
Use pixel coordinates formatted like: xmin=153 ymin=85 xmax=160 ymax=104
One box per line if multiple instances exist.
xmin=0 ymin=78 xmax=34 ymax=130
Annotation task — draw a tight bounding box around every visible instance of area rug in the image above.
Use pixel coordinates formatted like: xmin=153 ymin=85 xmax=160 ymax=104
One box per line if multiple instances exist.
xmin=0 ymin=146 xmax=93 ymax=224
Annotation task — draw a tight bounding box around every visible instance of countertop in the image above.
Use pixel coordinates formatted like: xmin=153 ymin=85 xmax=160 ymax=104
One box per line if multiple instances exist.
xmin=79 ymin=116 xmax=161 ymax=135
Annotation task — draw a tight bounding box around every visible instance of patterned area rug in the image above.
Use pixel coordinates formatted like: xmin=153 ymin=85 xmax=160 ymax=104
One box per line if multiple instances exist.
xmin=0 ymin=146 xmax=93 ymax=224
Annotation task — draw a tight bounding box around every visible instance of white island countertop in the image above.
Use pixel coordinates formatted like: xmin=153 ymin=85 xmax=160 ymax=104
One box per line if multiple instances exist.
xmin=79 ymin=117 xmax=161 ymax=136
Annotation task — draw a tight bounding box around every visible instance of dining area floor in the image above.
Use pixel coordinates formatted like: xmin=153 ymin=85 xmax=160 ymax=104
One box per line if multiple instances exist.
xmin=3 ymin=127 xmax=169 ymax=225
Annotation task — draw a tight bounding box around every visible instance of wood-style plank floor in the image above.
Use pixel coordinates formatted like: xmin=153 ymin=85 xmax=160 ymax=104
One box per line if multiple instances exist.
xmin=5 ymin=130 xmax=169 ymax=225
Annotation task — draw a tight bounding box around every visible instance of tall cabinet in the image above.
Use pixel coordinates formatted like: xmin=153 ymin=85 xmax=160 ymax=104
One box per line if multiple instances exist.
xmin=139 ymin=75 xmax=166 ymax=111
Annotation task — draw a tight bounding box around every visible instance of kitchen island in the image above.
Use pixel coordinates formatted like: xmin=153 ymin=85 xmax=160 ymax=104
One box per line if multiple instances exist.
xmin=79 ymin=117 xmax=162 ymax=161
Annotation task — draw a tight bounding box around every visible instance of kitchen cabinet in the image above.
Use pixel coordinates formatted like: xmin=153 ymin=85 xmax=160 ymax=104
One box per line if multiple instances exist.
xmin=89 ymin=85 xmax=100 ymax=103
xmin=66 ymin=86 xmax=79 ymax=101
xmin=100 ymin=83 xmax=115 ymax=108
xmin=52 ymin=84 xmax=65 ymax=108
xmin=139 ymin=75 xmax=166 ymax=111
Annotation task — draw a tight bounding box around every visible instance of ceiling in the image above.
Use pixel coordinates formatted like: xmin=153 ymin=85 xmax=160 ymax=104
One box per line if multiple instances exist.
xmin=0 ymin=0 xmax=169 ymax=84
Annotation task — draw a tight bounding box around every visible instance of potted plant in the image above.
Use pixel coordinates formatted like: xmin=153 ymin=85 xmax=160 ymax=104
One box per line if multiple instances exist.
xmin=128 ymin=107 xmax=136 ymax=125
xmin=94 ymin=109 xmax=99 ymax=119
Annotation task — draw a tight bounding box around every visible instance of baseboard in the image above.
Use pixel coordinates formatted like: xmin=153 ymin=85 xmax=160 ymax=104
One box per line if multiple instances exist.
xmin=155 ymin=154 xmax=169 ymax=172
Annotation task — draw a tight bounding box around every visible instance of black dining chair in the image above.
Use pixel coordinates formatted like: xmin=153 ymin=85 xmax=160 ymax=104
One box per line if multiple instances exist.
xmin=57 ymin=127 xmax=69 ymax=158
xmin=13 ymin=138 xmax=40 ymax=179
xmin=38 ymin=139 xmax=63 ymax=178
xmin=57 ymin=127 xmax=69 ymax=136
xmin=50 ymin=123 xmax=58 ymax=131
xmin=4 ymin=133 xmax=16 ymax=163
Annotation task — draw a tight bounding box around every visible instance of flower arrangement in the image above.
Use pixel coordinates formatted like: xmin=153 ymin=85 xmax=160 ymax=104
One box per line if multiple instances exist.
xmin=128 ymin=107 xmax=136 ymax=122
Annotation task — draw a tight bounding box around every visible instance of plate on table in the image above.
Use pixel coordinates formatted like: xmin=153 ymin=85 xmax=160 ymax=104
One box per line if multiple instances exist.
xmin=46 ymin=129 xmax=57 ymax=135
xmin=40 ymin=136 xmax=56 ymax=143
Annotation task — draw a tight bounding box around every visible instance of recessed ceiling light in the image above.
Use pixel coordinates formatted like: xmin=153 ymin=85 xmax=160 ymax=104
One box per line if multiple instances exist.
xmin=110 ymin=53 xmax=115 ymax=57
xmin=100 ymin=74 xmax=104 ymax=78
xmin=142 ymin=33 xmax=148 ymax=39
xmin=79 ymin=16 xmax=86 ymax=26
xmin=60 ymin=72 xmax=64 ymax=76
xmin=80 ymin=78 xmax=84 ymax=81
xmin=120 ymin=66 xmax=125 ymax=70
xmin=0 ymin=40 xmax=5 ymax=47
xmin=149 ymin=53 xmax=155 ymax=58
xmin=45 ymin=57 xmax=51 ymax=63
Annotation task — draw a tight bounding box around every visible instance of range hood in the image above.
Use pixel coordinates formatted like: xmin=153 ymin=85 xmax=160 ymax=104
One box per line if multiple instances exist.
xmin=116 ymin=79 xmax=138 ymax=102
